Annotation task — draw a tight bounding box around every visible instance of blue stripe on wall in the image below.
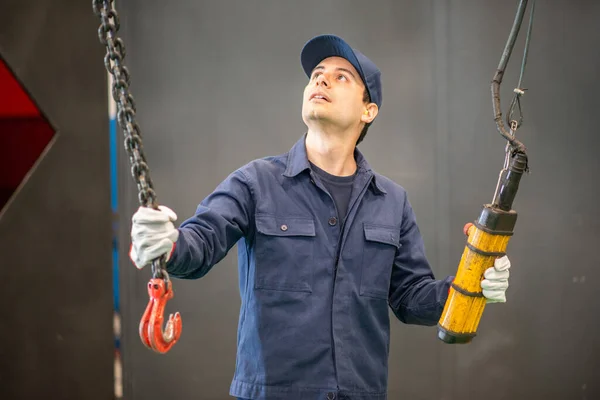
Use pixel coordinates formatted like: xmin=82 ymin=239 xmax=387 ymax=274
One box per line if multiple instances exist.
xmin=110 ymin=118 xmax=118 ymax=212
xmin=110 ymin=117 xmax=119 ymax=314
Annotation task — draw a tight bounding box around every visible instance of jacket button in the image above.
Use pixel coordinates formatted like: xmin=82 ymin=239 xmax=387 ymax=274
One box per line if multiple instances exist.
xmin=328 ymin=217 xmax=337 ymax=226
xmin=327 ymin=392 xmax=336 ymax=400
xmin=280 ymin=224 xmax=288 ymax=231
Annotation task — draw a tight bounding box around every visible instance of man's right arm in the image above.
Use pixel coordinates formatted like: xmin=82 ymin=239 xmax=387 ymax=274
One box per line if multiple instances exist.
xmin=166 ymin=168 xmax=255 ymax=279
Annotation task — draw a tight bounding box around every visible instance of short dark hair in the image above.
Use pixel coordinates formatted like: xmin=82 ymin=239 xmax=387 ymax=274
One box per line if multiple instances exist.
xmin=356 ymin=87 xmax=372 ymax=145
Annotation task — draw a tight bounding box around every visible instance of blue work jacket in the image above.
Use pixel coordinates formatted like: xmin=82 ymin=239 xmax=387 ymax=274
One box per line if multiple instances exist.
xmin=167 ymin=134 xmax=453 ymax=400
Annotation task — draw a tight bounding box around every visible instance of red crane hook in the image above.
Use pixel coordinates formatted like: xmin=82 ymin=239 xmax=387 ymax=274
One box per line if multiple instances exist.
xmin=139 ymin=277 xmax=182 ymax=353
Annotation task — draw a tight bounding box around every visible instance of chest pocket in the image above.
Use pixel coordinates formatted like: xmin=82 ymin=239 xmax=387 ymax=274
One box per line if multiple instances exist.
xmin=360 ymin=223 xmax=400 ymax=300
xmin=254 ymin=214 xmax=316 ymax=293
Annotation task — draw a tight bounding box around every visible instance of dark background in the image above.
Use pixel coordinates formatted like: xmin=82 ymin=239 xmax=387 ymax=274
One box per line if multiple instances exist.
xmin=0 ymin=0 xmax=113 ymax=399
xmin=1 ymin=1 xmax=598 ymax=399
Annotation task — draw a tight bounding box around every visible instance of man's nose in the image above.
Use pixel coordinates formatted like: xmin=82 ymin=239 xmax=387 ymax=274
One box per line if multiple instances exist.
xmin=316 ymin=74 xmax=329 ymax=87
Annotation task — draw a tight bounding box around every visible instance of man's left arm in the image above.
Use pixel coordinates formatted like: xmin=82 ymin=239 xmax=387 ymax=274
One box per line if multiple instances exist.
xmin=388 ymin=195 xmax=511 ymax=326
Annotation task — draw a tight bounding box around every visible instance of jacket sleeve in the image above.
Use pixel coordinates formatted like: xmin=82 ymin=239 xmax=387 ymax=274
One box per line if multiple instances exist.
xmin=165 ymin=168 xmax=254 ymax=279
xmin=388 ymin=194 xmax=454 ymax=326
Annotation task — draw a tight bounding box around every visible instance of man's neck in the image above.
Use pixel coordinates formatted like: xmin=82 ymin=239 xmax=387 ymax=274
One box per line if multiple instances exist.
xmin=305 ymin=128 xmax=358 ymax=177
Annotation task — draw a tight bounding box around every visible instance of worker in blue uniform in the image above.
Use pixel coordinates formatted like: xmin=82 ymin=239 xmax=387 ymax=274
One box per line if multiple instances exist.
xmin=129 ymin=34 xmax=511 ymax=400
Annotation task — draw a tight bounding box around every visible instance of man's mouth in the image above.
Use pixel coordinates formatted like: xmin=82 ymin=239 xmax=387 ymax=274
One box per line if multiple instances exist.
xmin=310 ymin=93 xmax=331 ymax=102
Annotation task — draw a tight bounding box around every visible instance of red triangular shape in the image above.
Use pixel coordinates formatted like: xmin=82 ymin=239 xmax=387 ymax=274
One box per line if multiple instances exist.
xmin=0 ymin=57 xmax=55 ymax=211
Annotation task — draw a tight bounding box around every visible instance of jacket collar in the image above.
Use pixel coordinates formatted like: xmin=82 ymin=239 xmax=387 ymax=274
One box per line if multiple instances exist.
xmin=283 ymin=134 xmax=387 ymax=195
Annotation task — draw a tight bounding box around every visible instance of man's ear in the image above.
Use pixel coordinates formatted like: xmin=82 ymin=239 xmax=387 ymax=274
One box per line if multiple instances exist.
xmin=361 ymin=103 xmax=378 ymax=124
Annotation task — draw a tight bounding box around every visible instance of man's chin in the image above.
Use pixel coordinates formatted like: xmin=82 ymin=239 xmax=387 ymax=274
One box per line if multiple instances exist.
xmin=303 ymin=110 xmax=333 ymax=123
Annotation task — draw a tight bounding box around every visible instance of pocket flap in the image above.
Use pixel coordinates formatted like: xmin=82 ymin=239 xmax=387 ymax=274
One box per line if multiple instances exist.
xmin=256 ymin=214 xmax=316 ymax=237
xmin=364 ymin=224 xmax=400 ymax=248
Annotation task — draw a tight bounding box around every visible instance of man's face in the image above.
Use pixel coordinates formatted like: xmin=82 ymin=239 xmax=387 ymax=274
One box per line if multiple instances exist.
xmin=302 ymin=56 xmax=374 ymax=135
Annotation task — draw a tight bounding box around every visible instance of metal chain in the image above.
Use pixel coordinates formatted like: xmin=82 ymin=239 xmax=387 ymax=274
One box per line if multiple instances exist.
xmin=93 ymin=0 xmax=167 ymax=281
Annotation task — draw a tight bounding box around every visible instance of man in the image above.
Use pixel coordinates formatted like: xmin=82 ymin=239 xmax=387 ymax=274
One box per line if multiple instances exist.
xmin=130 ymin=34 xmax=511 ymax=400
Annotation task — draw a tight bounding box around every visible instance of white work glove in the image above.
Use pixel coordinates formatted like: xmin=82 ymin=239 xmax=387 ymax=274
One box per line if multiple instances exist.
xmin=129 ymin=205 xmax=179 ymax=269
xmin=481 ymin=255 xmax=511 ymax=303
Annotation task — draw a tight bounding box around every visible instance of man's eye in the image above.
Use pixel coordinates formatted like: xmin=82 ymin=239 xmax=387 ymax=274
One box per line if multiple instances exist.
xmin=312 ymin=73 xmax=321 ymax=80
xmin=338 ymin=75 xmax=347 ymax=81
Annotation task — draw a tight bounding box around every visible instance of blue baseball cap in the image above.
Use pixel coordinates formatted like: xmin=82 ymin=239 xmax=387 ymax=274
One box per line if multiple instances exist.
xmin=300 ymin=34 xmax=382 ymax=109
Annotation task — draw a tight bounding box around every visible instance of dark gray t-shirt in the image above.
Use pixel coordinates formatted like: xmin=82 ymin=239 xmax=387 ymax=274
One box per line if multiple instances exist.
xmin=310 ymin=162 xmax=356 ymax=222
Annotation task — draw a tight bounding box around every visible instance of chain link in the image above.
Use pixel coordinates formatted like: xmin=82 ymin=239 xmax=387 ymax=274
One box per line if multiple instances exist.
xmin=93 ymin=0 xmax=167 ymax=280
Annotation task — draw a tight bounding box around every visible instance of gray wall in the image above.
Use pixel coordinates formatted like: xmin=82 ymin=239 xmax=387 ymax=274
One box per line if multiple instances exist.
xmin=0 ymin=1 xmax=114 ymax=399
xmin=118 ymin=1 xmax=600 ymax=399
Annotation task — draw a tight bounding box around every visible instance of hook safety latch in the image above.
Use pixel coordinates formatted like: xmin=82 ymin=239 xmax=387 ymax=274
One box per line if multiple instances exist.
xmin=139 ymin=277 xmax=182 ymax=353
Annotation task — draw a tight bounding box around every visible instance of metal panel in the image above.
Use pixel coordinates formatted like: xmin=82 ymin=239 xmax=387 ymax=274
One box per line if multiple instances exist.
xmin=0 ymin=1 xmax=114 ymax=399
